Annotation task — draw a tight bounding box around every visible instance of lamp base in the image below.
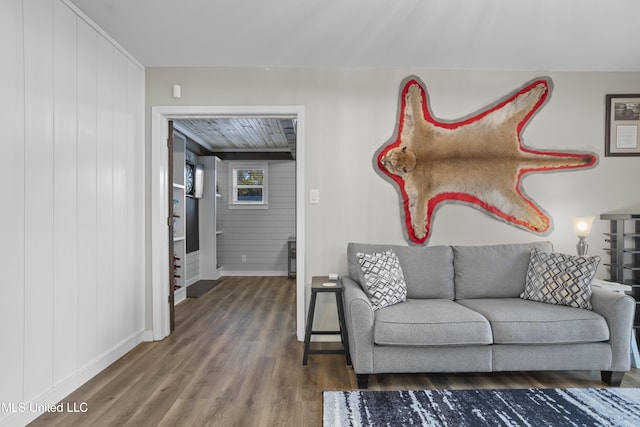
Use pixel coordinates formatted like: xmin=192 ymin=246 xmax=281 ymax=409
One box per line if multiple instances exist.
xmin=576 ymin=237 xmax=588 ymax=256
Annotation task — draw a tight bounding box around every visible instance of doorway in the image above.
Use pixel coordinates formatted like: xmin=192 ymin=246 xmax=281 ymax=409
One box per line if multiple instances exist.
xmin=150 ymin=105 xmax=306 ymax=341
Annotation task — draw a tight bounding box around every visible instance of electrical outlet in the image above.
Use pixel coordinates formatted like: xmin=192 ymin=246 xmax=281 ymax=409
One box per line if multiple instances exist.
xmin=242 ymin=255 xmax=247 ymax=262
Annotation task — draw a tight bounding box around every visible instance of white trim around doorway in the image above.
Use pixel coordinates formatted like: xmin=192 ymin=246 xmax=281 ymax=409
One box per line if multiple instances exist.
xmin=150 ymin=105 xmax=306 ymax=341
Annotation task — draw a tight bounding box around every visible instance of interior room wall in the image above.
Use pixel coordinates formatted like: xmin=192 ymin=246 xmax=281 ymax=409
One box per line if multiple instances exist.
xmin=217 ymin=160 xmax=296 ymax=275
xmin=0 ymin=1 xmax=145 ymax=425
xmin=146 ymin=68 xmax=640 ymax=277
xmin=146 ymin=67 xmax=640 ymax=335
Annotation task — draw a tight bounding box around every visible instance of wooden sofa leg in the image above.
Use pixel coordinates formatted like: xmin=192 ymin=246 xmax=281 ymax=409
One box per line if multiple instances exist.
xmin=356 ymin=374 xmax=369 ymax=389
xmin=601 ymin=371 xmax=625 ymax=386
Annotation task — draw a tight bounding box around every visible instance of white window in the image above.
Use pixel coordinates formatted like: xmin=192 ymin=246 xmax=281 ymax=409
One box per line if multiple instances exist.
xmin=229 ymin=162 xmax=268 ymax=208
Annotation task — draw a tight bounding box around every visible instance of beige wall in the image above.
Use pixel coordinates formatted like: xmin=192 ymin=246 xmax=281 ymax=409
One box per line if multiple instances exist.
xmin=145 ymin=68 xmax=640 ymax=330
xmin=147 ymin=68 xmax=640 ymax=267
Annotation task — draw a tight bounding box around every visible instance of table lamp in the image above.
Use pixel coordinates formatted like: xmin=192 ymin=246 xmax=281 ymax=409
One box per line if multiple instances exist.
xmin=572 ymin=216 xmax=595 ymax=256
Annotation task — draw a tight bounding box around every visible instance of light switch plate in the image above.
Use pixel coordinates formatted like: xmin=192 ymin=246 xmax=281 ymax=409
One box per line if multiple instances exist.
xmin=310 ymin=189 xmax=320 ymax=204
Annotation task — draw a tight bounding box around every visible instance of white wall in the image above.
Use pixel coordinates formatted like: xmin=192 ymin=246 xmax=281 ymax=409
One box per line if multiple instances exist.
xmin=0 ymin=1 xmax=145 ymax=425
xmin=146 ymin=67 xmax=640 ymax=335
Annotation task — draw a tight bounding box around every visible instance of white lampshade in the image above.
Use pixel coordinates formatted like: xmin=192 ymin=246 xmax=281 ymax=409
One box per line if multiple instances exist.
xmin=572 ymin=216 xmax=595 ymax=237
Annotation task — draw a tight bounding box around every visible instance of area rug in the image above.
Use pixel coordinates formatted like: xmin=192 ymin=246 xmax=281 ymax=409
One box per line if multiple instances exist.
xmin=323 ymin=388 xmax=640 ymax=426
xmin=186 ymin=279 xmax=220 ymax=298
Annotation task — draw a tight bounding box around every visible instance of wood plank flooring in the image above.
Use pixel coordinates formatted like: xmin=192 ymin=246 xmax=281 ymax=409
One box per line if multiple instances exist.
xmin=30 ymin=276 xmax=640 ymax=427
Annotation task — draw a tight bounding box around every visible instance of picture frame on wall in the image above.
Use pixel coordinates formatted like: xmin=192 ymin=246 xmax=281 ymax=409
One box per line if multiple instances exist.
xmin=605 ymin=94 xmax=640 ymax=156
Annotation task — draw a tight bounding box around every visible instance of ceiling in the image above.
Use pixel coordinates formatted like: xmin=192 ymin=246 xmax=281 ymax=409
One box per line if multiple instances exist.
xmin=70 ymin=0 xmax=640 ymax=71
xmin=173 ymin=118 xmax=297 ymax=160
xmin=68 ymin=0 xmax=640 ymax=157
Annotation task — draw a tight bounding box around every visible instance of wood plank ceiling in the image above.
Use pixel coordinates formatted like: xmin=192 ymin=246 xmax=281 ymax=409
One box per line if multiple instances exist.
xmin=174 ymin=118 xmax=297 ymax=160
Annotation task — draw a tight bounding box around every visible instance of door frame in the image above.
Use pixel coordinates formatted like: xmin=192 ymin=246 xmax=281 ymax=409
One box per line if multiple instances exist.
xmin=167 ymin=120 xmax=176 ymax=332
xmin=150 ymin=105 xmax=306 ymax=341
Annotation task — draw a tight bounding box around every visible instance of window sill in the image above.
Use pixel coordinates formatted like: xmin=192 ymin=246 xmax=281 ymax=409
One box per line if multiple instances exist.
xmin=228 ymin=204 xmax=269 ymax=210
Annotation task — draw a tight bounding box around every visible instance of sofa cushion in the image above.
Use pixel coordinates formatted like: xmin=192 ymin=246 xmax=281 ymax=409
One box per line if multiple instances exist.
xmin=520 ymin=248 xmax=600 ymax=310
xmin=348 ymin=243 xmax=454 ymax=299
xmin=456 ymin=298 xmax=609 ymax=345
xmin=356 ymin=250 xmax=407 ymax=310
xmin=453 ymin=241 xmax=553 ymax=299
xmin=373 ymin=299 xmax=493 ymax=346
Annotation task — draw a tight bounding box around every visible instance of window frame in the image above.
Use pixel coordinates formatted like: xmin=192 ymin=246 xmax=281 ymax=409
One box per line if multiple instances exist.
xmin=228 ymin=161 xmax=269 ymax=209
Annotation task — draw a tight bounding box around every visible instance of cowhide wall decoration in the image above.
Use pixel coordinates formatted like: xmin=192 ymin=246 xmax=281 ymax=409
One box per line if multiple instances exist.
xmin=374 ymin=76 xmax=598 ymax=245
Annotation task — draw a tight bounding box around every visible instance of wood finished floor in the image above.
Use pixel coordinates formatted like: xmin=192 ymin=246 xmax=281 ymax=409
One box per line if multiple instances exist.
xmin=30 ymin=276 xmax=640 ymax=427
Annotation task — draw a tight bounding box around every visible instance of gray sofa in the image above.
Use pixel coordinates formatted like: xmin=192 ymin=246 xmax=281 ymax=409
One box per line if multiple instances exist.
xmin=342 ymin=242 xmax=635 ymax=389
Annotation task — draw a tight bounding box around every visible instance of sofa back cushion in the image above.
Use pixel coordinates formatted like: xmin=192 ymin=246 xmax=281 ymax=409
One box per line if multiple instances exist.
xmin=453 ymin=241 xmax=553 ymax=299
xmin=347 ymin=243 xmax=454 ymax=299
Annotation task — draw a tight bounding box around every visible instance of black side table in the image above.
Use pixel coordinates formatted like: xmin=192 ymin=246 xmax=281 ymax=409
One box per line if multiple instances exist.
xmin=302 ymin=276 xmax=352 ymax=366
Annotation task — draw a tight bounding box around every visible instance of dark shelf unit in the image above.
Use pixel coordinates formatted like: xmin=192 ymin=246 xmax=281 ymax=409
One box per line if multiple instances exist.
xmin=601 ymin=212 xmax=640 ymax=345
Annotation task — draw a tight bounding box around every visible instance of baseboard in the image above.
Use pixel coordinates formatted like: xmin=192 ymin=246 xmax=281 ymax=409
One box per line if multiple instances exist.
xmin=185 ymin=275 xmax=200 ymax=287
xmin=141 ymin=330 xmax=155 ymax=342
xmin=221 ymin=270 xmax=288 ymax=277
xmin=1 ymin=330 xmax=145 ymax=427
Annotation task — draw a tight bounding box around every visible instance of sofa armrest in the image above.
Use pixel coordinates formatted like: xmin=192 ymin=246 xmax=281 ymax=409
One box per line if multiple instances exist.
xmin=591 ymin=287 xmax=635 ymax=371
xmin=341 ymin=276 xmax=375 ymax=374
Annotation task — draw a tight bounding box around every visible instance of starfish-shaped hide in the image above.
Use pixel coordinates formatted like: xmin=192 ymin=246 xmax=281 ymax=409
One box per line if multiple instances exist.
xmin=375 ymin=76 xmax=597 ymax=245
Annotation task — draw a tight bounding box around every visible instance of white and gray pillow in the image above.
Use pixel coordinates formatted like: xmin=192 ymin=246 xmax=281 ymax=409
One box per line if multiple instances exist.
xmin=520 ymin=248 xmax=600 ymax=310
xmin=356 ymin=250 xmax=407 ymax=311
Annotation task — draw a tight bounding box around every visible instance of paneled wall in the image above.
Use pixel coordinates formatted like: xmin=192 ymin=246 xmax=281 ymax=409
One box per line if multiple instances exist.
xmin=218 ymin=160 xmax=296 ymax=274
xmin=0 ymin=1 xmax=145 ymax=425
xmin=186 ymin=251 xmax=200 ymax=286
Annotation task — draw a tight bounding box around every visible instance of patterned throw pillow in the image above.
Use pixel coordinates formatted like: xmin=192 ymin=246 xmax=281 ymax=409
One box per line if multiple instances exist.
xmin=356 ymin=250 xmax=407 ymax=311
xmin=520 ymin=248 xmax=600 ymax=310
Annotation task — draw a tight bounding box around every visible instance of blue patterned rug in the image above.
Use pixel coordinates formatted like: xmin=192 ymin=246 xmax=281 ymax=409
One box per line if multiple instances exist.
xmin=323 ymin=388 xmax=640 ymax=426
